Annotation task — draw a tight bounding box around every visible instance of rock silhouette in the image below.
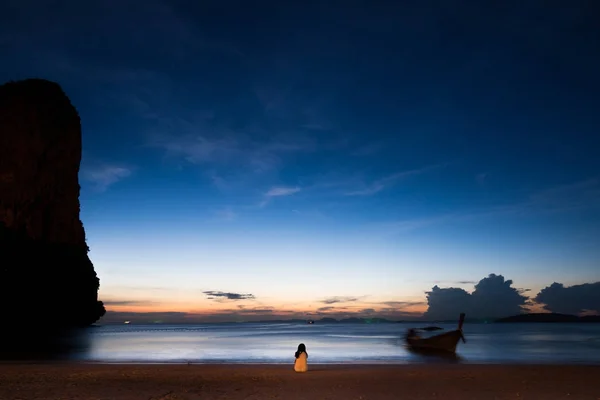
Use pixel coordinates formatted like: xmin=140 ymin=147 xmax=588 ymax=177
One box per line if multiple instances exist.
xmin=0 ymin=79 xmax=105 ymax=329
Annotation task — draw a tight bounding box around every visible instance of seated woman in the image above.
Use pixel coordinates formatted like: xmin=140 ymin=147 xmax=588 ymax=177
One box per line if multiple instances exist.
xmin=294 ymin=343 xmax=308 ymax=372
xmin=405 ymin=328 xmax=420 ymax=343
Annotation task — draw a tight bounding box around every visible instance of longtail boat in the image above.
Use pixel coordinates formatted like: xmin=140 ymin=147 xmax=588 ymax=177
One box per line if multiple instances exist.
xmin=405 ymin=313 xmax=466 ymax=353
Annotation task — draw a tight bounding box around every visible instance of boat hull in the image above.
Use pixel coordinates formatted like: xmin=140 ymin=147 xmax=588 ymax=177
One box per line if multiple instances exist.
xmin=406 ymin=329 xmax=463 ymax=353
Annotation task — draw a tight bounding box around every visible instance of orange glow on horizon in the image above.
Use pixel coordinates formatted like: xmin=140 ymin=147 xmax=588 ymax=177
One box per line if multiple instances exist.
xmin=104 ymin=298 xmax=429 ymax=318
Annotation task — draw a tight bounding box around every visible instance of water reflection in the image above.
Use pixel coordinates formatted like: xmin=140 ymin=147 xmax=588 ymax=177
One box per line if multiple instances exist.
xmin=1 ymin=323 xmax=599 ymax=364
xmin=405 ymin=347 xmax=464 ymax=364
xmin=387 ymin=336 xmax=464 ymax=363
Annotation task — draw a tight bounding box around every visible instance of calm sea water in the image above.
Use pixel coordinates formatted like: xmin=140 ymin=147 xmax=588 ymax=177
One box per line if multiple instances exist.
xmin=57 ymin=322 xmax=600 ymax=365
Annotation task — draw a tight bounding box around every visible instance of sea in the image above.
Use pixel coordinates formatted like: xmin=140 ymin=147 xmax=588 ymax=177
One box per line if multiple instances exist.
xmin=14 ymin=322 xmax=599 ymax=365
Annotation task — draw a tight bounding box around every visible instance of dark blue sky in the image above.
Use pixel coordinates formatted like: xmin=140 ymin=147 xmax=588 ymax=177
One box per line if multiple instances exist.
xmin=1 ymin=0 xmax=599 ymax=321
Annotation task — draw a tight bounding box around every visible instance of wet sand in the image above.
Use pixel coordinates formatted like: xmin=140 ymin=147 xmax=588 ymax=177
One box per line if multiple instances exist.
xmin=1 ymin=363 xmax=599 ymax=399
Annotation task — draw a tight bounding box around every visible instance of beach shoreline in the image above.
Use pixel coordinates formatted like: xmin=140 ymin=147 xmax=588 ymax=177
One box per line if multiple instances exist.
xmin=2 ymin=359 xmax=600 ymax=366
xmin=1 ymin=363 xmax=599 ymax=399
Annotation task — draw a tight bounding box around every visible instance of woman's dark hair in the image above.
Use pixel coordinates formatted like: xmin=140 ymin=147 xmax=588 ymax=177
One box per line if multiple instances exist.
xmin=295 ymin=343 xmax=307 ymax=359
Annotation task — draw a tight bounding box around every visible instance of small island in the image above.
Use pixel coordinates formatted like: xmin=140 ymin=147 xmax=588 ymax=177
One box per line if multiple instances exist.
xmin=252 ymin=317 xmax=396 ymax=324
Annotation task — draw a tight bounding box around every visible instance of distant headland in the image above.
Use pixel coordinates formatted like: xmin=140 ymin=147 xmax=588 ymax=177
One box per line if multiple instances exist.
xmin=253 ymin=317 xmax=397 ymax=324
xmin=252 ymin=314 xmax=600 ymax=324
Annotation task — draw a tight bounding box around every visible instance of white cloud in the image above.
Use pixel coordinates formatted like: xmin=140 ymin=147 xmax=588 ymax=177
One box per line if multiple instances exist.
xmin=80 ymin=165 xmax=132 ymax=192
xmin=265 ymin=186 xmax=301 ymax=197
xmin=149 ymin=131 xmax=312 ymax=179
xmin=259 ymin=186 xmax=301 ymax=207
xmin=345 ymin=164 xmax=442 ymax=196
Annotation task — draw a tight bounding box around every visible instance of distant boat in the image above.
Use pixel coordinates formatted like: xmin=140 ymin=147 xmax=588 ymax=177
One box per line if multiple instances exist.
xmin=307 ymin=320 xmax=315 ymax=324
xmin=124 ymin=321 xmax=130 ymax=324
xmin=420 ymin=326 xmax=443 ymax=331
xmin=405 ymin=313 xmax=466 ymax=353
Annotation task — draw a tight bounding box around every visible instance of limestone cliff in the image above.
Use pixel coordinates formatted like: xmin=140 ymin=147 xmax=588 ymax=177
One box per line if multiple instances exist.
xmin=0 ymin=79 xmax=105 ymax=327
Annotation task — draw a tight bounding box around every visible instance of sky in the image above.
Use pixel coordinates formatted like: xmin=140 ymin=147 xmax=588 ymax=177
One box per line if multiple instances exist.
xmin=1 ymin=0 xmax=599 ymax=323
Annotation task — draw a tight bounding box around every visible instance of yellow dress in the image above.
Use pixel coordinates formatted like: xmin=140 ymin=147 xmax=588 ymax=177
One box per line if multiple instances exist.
xmin=294 ymin=352 xmax=308 ymax=372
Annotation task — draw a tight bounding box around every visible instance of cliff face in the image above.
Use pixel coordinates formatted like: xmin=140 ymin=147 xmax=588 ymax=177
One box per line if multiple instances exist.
xmin=0 ymin=79 xmax=105 ymax=327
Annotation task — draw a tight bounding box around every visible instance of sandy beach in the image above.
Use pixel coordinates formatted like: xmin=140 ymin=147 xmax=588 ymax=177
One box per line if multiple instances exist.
xmin=1 ymin=363 xmax=599 ymax=400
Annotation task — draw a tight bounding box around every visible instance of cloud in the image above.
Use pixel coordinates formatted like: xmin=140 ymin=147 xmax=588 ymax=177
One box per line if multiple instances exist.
xmin=99 ymin=296 xmax=428 ymax=323
xmin=534 ymin=282 xmax=600 ymax=315
xmin=423 ymin=287 xmax=472 ymax=321
xmin=236 ymin=308 xmax=274 ymax=314
xmin=206 ymin=170 xmax=230 ymax=190
xmin=231 ymin=305 xmax=276 ymax=314
xmin=80 ymin=164 xmax=132 ymax=192
xmin=423 ymin=274 xmax=528 ymax=320
xmin=381 ymin=301 xmax=427 ymax=308
xmin=102 ymin=65 xmax=318 ymax=186
xmin=265 ymin=186 xmax=302 ymax=197
xmin=150 ymin=130 xmax=281 ymax=175
xmin=317 ymin=306 xmax=336 ymax=312
xmin=150 ymin=131 xmax=314 ymax=187
xmin=311 ymin=299 xmax=425 ymax=318
xmin=320 ymin=296 xmax=361 ymax=304
xmin=433 ymin=280 xmax=478 ymax=285
xmin=103 ymin=300 xmax=151 ymax=307
xmin=301 ymin=170 xmax=365 ymax=194
xmin=259 ymin=186 xmax=301 ymax=207
xmin=203 ymin=291 xmax=255 ymax=301
xmin=345 ymin=164 xmax=442 ymax=196
xmin=91 ymin=280 xmax=600 ymax=324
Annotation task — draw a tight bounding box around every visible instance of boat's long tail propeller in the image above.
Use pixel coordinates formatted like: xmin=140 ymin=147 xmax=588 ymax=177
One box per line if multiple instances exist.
xmin=458 ymin=312 xmax=466 ymax=343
